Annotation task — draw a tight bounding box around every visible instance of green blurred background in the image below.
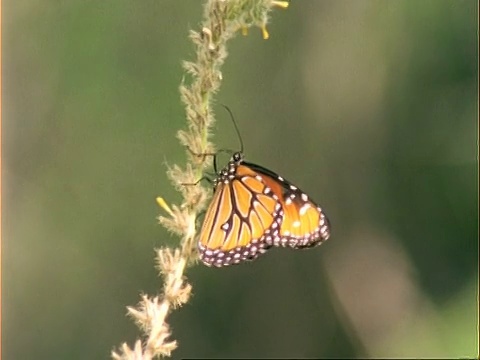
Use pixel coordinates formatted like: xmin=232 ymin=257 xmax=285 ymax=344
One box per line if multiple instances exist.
xmin=3 ymin=1 xmax=478 ymax=358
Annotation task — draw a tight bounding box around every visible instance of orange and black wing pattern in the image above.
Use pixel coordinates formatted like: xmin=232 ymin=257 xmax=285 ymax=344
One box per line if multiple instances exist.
xmin=243 ymin=161 xmax=330 ymax=249
xmin=198 ymin=152 xmax=331 ymax=267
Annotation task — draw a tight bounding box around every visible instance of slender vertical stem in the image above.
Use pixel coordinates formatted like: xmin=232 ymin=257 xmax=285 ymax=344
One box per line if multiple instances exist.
xmin=112 ymin=1 xmax=288 ymax=358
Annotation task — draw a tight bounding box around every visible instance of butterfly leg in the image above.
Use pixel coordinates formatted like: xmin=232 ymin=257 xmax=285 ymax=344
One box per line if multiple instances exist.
xmin=180 ymin=176 xmax=214 ymax=187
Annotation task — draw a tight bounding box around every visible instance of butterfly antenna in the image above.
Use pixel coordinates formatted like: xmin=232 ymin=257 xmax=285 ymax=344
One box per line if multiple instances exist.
xmin=221 ymin=104 xmax=244 ymax=153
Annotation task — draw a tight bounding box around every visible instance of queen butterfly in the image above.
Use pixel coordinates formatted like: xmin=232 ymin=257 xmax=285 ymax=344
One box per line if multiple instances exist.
xmin=198 ymin=151 xmax=331 ymax=267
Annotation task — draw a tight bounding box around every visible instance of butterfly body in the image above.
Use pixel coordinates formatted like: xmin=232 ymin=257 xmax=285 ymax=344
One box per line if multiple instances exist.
xmin=198 ymin=152 xmax=330 ymax=267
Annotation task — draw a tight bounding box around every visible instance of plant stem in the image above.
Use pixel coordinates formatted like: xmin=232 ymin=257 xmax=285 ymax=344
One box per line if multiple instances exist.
xmin=112 ymin=1 xmax=287 ymax=358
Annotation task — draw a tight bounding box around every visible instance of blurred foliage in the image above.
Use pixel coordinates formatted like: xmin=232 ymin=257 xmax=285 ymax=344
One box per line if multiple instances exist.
xmin=3 ymin=0 xmax=478 ymax=359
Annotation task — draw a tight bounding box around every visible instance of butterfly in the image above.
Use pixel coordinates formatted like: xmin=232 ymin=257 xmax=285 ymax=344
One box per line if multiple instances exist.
xmin=198 ymin=151 xmax=331 ymax=267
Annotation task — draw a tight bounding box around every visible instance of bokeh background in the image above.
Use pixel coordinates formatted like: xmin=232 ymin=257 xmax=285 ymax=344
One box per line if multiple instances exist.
xmin=3 ymin=1 xmax=478 ymax=358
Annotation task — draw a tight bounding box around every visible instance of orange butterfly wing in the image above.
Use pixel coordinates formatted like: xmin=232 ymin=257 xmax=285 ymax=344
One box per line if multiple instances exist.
xmin=242 ymin=162 xmax=331 ymax=249
xmin=198 ymin=164 xmax=282 ymax=267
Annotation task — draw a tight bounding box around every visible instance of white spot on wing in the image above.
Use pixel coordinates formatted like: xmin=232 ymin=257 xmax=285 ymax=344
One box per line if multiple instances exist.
xmin=299 ymin=203 xmax=311 ymax=216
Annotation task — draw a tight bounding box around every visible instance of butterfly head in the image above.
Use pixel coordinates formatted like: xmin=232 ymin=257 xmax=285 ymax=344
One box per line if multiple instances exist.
xmin=214 ymin=151 xmax=245 ymax=186
xmin=231 ymin=151 xmax=244 ymax=164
